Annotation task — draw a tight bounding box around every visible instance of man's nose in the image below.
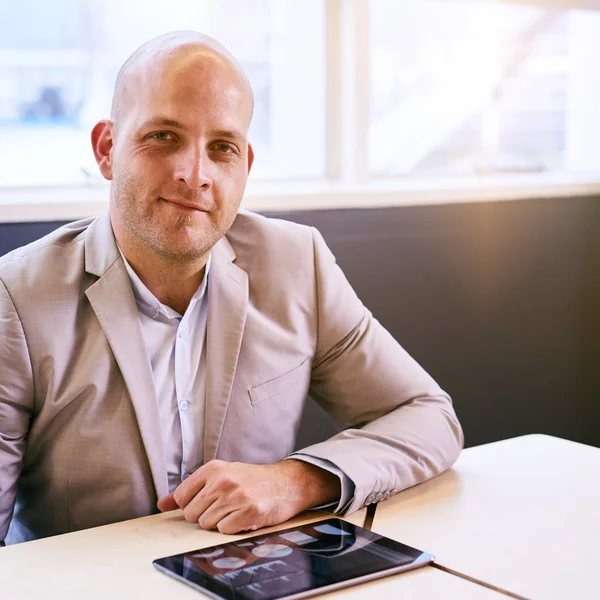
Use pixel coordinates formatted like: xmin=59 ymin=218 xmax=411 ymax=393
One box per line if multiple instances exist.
xmin=175 ymin=146 xmax=212 ymax=190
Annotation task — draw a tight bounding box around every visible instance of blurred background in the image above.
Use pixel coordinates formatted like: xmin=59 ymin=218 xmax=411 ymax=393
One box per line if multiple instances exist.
xmin=2 ymin=0 xmax=600 ymax=186
xmin=0 ymin=0 xmax=599 ymax=449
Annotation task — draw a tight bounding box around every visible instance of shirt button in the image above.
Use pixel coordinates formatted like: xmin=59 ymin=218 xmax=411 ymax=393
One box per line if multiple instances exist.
xmin=179 ymin=401 xmax=189 ymax=411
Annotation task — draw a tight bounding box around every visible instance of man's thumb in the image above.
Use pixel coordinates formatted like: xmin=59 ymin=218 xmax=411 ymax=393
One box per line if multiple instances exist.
xmin=157 ymin=493 xmax=179 ymax=512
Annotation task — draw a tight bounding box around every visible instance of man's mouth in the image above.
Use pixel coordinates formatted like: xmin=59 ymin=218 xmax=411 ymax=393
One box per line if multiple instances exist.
xmin=161 ymin=198 xmax=210 ymax=213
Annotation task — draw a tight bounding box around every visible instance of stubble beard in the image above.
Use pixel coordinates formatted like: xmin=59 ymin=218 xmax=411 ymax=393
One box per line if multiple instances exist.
xmin=112 ymin=174 xmax=232 ymax=264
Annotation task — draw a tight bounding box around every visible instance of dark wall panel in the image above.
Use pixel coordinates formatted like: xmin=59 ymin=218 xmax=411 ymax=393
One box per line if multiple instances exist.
xmin=0 ymin=221 xmax=69 ymax=257
xmin=1 ymin=196 xmax=598 ymax=449
xmin=266 ymin=197 xmax=600 ymax=449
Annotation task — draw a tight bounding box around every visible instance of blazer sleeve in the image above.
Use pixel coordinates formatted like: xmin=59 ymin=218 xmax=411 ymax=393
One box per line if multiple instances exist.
xmin=0 ymin=278 xmax=34 ymax=541
xmin=301 ymin=228 xmax=464 ymax=514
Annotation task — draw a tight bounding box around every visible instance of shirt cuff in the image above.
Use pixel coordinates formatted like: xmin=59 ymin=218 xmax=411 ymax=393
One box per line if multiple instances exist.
xmin=287 ymin=453 xmax=355 ymax=514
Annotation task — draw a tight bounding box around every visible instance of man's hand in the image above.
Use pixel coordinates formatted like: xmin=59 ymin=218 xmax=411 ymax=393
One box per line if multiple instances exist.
xmin=156 ymin=459 xmax=341 ymax=534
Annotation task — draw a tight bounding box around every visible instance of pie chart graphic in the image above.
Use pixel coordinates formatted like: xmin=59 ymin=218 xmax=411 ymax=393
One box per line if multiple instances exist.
xmin=212 ymin=557 xmax=248 ymax=569
xmin=251 ymin=544 xmax=293 ymax=558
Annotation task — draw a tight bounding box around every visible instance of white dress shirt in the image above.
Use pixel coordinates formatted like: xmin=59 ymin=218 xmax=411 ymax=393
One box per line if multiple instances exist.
xmin=121 ymin=252 xmax=211 ymax=492
xmin=121 ymin=252 xmax=354 ymax=511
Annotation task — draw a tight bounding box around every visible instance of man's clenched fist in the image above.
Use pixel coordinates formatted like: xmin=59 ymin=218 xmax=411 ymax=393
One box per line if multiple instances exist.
xmin=156 ymin=459 xmax=341 ymax=534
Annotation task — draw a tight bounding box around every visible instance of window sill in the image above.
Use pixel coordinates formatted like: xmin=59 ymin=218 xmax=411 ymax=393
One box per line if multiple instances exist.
xmin=0 ymin=173 xmax=599 ymax=224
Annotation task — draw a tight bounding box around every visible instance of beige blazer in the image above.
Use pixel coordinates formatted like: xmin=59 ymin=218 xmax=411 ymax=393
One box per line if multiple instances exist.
xmin=0 ymin=211 xmax=463 ymax=544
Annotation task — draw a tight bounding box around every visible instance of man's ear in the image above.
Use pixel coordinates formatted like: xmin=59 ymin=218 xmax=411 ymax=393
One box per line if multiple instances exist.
xmin=91 ymin=120 xmax=114 ymax=181
xmin=247 ymin=142 xmax=255 ymax=175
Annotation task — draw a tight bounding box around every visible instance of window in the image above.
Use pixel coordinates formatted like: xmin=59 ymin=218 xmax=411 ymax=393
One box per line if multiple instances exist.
xmin=0 ymin=0 xmax=326 ymax=186
xmin=369 ymin=0 xmax=600 ymax=177
xmin=1 ymin=0 xmax=600 ymax=205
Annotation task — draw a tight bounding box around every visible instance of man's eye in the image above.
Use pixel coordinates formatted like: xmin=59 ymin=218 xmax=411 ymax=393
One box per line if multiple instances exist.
xmin=214 ymin=143 xmax=233 ymax=153
xmin=152 ymin=132 xmax=173 ymax=141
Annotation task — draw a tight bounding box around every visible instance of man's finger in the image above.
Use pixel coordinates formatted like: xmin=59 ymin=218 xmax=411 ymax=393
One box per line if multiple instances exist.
xmin=157 ymin=493 xmax=179 ymax=512
xmin=194 ymin=497 xmax=239 ymax=530
xmin=216 ymin=509 xmax=261 ymax=535
xmin=173 ymin=467 xmax=209 ymax=508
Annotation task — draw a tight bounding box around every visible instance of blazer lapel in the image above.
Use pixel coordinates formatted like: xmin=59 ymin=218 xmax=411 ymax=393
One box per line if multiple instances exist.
xmin=83 ymin=213 xmax=169 ymax=500
xmin=203 ymin=236 xmax=248 ymax=462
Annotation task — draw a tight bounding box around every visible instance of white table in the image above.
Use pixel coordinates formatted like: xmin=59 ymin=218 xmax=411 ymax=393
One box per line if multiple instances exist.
xmin=371 ymin=434 xmax=600 ymax=600
xmin=0 ymin=507 xmax=504 ymax=599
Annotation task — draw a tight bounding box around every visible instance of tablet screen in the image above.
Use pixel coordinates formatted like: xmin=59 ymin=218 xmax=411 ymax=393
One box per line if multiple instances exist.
xmin=153 ymin=518 xmax=433 ymax=600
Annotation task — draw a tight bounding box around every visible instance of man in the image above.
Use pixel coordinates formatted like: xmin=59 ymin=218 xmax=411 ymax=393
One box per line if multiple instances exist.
xmin=0 ymin=31 xmax=463 ymax=545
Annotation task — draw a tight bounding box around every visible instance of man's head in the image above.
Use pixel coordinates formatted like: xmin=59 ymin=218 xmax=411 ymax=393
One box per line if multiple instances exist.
xmin=92 ymin=31 xmax=255 ymax=263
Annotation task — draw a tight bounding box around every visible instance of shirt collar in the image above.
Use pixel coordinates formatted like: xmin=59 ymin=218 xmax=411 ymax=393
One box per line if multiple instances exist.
xmin=119 ymin=249 xmax=211 ymax=319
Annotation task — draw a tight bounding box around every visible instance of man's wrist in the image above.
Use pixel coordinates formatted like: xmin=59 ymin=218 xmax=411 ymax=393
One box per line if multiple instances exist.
xmin=277 ymin=458 xmax=341 ymax=512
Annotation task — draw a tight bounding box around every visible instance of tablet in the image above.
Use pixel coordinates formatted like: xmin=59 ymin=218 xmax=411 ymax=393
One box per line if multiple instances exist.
xmin=153 ymin=517 xmax=434 ymax=600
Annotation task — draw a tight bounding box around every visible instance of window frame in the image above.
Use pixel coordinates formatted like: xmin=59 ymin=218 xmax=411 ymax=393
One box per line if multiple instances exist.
xmin=1 ymin=0 xmax=600 ymax=224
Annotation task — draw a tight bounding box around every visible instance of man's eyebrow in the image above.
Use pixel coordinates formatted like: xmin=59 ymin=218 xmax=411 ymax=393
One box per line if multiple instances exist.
xmin=140 ymin=117 xmax=186 ymax=129
xmin=211 ymin=129 xmax=246 ymax=141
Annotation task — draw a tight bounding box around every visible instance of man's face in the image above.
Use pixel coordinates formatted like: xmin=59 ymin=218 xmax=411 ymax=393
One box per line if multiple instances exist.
xmin=107 ymin=52 xmax=253 ymax=262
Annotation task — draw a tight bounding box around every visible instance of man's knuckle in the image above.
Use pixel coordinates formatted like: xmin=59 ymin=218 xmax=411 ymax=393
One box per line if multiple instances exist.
xmin=217 ymin=521 xmax=239 ymax=535
xmin=205 ymin=459 xmax=224 ymax=472
xmin=215 ymin=475 xmax=237 ymax=492
xmin=232 ymin=487 xmax=249 ymax=502
xmin=183 ymin=506 xmax=197 ymax=523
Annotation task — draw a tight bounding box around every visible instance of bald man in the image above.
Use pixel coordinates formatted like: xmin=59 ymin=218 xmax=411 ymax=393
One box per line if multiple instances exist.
xmin=0 ymin=32 xmax=463 ymax=545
